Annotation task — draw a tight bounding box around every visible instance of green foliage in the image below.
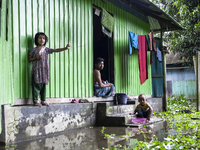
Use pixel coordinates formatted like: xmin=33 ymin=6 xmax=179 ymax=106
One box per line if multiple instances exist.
xmin=103 ymin=95 xmax=200 ymax=150
xmin=101 ymin=126 xmax=106 ymax=134
xmin=151 ymin=0 xmax=200 ymax=67
xmin=167 ymin=94 xmax=195 ymax=111
xmin=137 ymin=95 xmax=200 ymax=150
xmin=10 ymin=145 xmax=17 ymax=148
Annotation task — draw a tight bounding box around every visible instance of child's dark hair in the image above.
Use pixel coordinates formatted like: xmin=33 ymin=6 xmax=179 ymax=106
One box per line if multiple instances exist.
xmin=34 ymin=32 xmax=48 ymax=46
xmin=95 ymin=57 xmax=104 ymax=64
xmin=138 ymin=94 xmax=146 ymax=100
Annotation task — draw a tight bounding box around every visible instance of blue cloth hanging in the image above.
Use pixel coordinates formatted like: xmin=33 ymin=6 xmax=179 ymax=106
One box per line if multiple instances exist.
xmin=129 ymin=31 xmax=139 ymax=55
xmin=156 ymin=47 xmax=162 ymax=62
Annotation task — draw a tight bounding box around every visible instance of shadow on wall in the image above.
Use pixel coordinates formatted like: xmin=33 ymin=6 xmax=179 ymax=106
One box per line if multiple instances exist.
xmin=27 ymin=35 xmax=34 ymax=99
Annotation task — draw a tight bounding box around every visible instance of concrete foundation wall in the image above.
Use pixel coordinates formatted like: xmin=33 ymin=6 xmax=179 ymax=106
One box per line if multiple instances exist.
xmin=0 ymin=98 xmax=163 ymax=145
xmin=0 ymin=103 xmax=97 ymax=144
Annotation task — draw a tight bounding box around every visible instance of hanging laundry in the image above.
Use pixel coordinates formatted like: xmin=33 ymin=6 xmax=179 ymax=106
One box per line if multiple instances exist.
xmin=102 ymin=26 xmax=112 ymax=38
xmin=128 ymin=31 xmax=139 ymax=55
xmin=145 ymin=34 xmax=150 ymax=51
xmin=156 ymin=47 xmax=162 ymax=62
xmin=138 ymin=35 xmax=148 ymax=85
xmin=101 ymin=8 xmax=114 ymax=35
xmin=149 ymin=31 xmax=157 ymax=64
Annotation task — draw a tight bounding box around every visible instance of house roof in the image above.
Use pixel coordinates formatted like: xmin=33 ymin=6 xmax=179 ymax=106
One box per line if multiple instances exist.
xmin=108 ymin=0 xmax=184 ymax=31
xmin=166 ymin=52 xmax=184 ymax=64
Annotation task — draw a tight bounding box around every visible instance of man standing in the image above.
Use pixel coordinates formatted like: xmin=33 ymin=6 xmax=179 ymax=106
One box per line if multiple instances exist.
xmin=93 ymin=57 xmax=115 ymax=97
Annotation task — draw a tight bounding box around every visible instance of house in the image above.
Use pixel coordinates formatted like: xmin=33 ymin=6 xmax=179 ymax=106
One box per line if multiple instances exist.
xmin=166 ymin=52 xmax=196 ymax=99
xmin=0 ymin=0 xmax=183 ymax=144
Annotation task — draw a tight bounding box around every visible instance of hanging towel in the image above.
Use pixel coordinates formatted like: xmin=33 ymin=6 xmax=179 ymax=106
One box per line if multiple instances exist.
xmin=101 ymin=8 xmax=114 ymax=32
xmin=149 ymin=31 xmax=157 ymax=64
xmin=129 ymin=31 xmax=139 ymax=55
xmin=138 ymin=35 xmax=148 ymax=85
xmin=102 ymin=26 xmax=112 ymax=38
xmin=145 ymin=35 xmax=150 ymax=51
xmin=156 ymin=47 xmax=162 ymax=62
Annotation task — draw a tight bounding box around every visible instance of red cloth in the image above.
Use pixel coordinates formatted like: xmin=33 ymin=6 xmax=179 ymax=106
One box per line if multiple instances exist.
xmin=138 ymin=35 xmax=148 ymax=85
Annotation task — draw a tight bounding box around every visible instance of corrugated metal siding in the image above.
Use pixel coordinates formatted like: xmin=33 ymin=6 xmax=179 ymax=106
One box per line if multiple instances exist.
xmin=0 ymin=1 xmax=14 ymax=102
xmin=167 ymin=68 xmax=196 ymax=81
xmin=12 ymin=0 xmax=93 ymax=99
xmin=172 ymin=80 xmax=196 ymax=99
xmin=8 ymin=0 xmax=152 ymax=101
xmin=0 ymin=0 xmax=14 ymax=132
xmin=151 ymin=38 xmax=163 ymax=75
xmin=167 ymin=68 xmax=196 ymax=99
xmin=95 ymin=0 xmax=152 ymax=95
xmin=151 ymin=38 xmax=164 ymax=97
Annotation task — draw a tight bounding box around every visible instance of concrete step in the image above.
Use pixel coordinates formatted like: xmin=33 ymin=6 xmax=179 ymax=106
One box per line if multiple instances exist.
xmin=96 ymin=103 xmax=136 ymax=126
xmin=106 ymin=104 xmax=136 ymax=115
xmin=96 ymin=102 xmax=164 ymax=127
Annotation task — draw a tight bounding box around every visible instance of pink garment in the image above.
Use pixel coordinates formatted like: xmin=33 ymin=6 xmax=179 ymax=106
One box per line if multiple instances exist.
xmin=132 ymin=118 xmax=147 ymax=124
xmin=29 ymin=47 xmax=53 ymax=84
xmin=138 ymin=35 xmax=148 ymax=85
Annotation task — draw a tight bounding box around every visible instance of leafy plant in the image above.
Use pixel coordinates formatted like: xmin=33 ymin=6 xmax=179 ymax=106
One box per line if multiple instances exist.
xmin=103 ymin=95 xmax=200 ymax=150
xmin=152 ymin=0 xmax=200 ymax=67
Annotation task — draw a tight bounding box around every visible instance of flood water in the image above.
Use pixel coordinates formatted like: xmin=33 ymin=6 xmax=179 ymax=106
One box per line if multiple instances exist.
xmin=0 ymin=121 xmax=169 ymax=150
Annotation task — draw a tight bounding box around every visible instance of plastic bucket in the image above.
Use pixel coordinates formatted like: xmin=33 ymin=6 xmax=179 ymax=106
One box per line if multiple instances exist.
xmin=116 ymin=93 xmax=127 ymax=105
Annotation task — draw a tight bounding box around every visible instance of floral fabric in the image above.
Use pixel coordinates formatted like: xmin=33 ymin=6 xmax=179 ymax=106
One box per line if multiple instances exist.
xmin=29 ymin=47 xmax=53 ymax=84
xmin=94 ymin=84 xmax=115 ymax=97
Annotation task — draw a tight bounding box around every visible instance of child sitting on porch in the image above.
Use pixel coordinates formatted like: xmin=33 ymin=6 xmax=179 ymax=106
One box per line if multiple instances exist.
xmin=129 ymin=94 xmax=153 ymax=122
xmin=29 ymin=32 xmax=71 ymax=106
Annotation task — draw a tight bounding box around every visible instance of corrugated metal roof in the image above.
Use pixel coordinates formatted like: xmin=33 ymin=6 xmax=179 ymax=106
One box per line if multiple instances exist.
xmin=115 ymin=0 xmax=184 ymax=31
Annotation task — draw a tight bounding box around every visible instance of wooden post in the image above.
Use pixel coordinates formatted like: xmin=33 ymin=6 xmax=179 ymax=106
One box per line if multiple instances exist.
xmin=161 ymin=23 xmax=167 ymax=111
xmin=196 ymin=52 xmax=200 ymax=111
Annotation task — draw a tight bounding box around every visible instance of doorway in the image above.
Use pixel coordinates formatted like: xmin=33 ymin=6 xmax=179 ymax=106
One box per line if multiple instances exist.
xmin=93 ymin=7 xmax=115 ymax=84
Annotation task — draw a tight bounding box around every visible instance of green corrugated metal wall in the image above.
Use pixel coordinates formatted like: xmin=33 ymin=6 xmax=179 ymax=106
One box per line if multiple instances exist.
xmin=1 ymin=0 xmax=152 ymax=102
xmin=0 ymin=0 xmax=14 ymax=133
xmin=93 ymin=0 xmax=152 ymax=95
xmin=0 ymin=0 xmax=152 ymax=132
xmin=12 ymin=0 xmax=94 ymax=99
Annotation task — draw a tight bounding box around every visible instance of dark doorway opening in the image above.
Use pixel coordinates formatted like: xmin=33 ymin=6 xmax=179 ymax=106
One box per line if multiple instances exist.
xmin=93 ymin=7 xmax=114 ymax=84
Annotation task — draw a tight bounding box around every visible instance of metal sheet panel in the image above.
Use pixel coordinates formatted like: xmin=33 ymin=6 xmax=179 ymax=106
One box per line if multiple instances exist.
xmin=11 ymin=0 xmax=94 ymax=99
xmin=0 ymin=0 xmax=14 ymax=132
xmin=172 ymin=80 xmax=196 ymax=99
xmin=167 ymin=68 xmax=196 ymax=81
xmin=0 ymin=0 xmax=14 ymax=103
xmin=110 ymin=2 xmax=152 ymax=95
xmin=8 ymin=0 xmax=152 ymax=101
xmin=151 ymin=38 xmax=163 ymax=76
xmin=151 ymin=38 xmax=164 ymax=97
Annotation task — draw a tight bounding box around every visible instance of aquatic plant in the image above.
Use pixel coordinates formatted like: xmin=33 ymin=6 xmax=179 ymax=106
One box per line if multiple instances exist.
xmin=101 ymin=126 xmax=106 ymax=134
xmin=104 ymin=95 xmax=200 ymax=150
xmin=135 ymin=95 xmax=200 ymax=150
